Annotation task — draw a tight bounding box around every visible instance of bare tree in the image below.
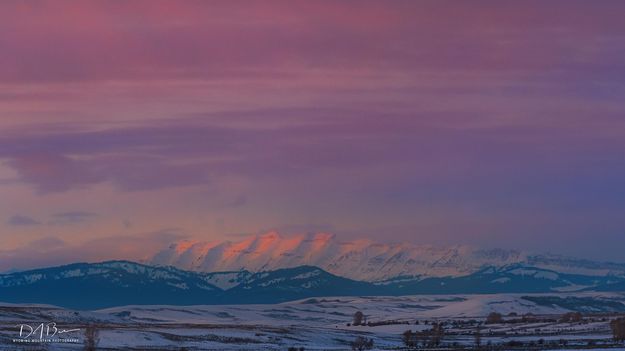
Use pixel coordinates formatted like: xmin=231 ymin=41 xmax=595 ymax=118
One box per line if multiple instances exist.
xmin=418 ymin=330 xmax=430 ymax=348
xmin=402 ymin=330 xmax=416 ymax=349
xmin=430 ymin=322 xmax=444 ymax=347
xmin=611 ymin=318 xmax=625 ymax=342
xmin=474 ymin=325 xmax=482 ymax=349
xmin=350 ymin=336 xmax=374 ymax=351
xmin=560 ymin=312 xmax=582 ymax=323
xmin=83 ymin=324 xmax=99 ymax=351
xmin=486 ymin=312 xmax=503 ymax=324
xmin=353 ymin=311 xmax=364 ymax=326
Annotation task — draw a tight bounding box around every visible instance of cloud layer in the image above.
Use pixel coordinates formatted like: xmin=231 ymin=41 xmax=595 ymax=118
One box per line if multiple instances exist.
xmin=1 ymin=1 xmax=625 ymax=267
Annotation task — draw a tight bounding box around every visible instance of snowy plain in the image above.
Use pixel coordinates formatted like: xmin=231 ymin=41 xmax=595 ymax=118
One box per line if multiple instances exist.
xmin=1 ymin=292 xmax=625 ymax=350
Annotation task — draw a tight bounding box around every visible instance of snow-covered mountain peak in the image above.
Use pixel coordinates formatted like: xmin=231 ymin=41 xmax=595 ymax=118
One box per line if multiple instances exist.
xmin=149 ymin=232 xmax=624 ymax=282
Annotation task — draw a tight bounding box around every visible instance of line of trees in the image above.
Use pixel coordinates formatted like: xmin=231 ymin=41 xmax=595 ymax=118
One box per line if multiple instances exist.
xmin=560 ymin=312 xmax=582 ymax=323
xmin=402 ymin=323 xmax=445 ymax=349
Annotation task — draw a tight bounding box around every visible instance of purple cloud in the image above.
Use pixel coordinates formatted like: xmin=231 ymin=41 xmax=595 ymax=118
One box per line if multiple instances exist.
xmin=1 ymin=109 xmax=624 ymax=209
xmin=0 ymin=229 xmax=187 ymax=272
xmin=7 ymin=215 xmax=41 ymax=226
xmin=1 ymin=2 xmax=625 ymax=83
xmin=51 ymin=211 xmax=98 ymax=224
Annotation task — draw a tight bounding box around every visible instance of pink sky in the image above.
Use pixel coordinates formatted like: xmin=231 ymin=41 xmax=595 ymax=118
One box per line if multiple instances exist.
xmin=1 ymin=1 xmax=625 ymax=270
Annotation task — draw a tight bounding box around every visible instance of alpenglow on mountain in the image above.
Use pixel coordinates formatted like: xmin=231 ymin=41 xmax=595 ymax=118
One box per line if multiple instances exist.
xmin=150 ymin=232 xmax=625 ymax=282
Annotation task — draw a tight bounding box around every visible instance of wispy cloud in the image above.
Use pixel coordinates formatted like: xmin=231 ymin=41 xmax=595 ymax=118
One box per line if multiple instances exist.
xmin=7 ymin=214 xmax=41 ymax=226
xmin=0 ymin=229 xmax=187 ymax=272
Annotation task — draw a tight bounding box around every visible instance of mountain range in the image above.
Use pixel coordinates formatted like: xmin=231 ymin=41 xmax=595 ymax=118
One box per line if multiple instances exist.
xmin=0 ymin=261 xmax=373 ymax=309
xmin=1 ymin=233 xmax=624 ymax=309
xmin=1 ymin=259 xmax=625 ymax=309
xmin=151 ymin=232 xmax=625 ymax=281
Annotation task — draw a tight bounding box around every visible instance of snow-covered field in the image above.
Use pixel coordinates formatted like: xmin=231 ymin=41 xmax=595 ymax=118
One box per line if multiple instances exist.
xmin=2 ymin=292 xmax=625 ymax=350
